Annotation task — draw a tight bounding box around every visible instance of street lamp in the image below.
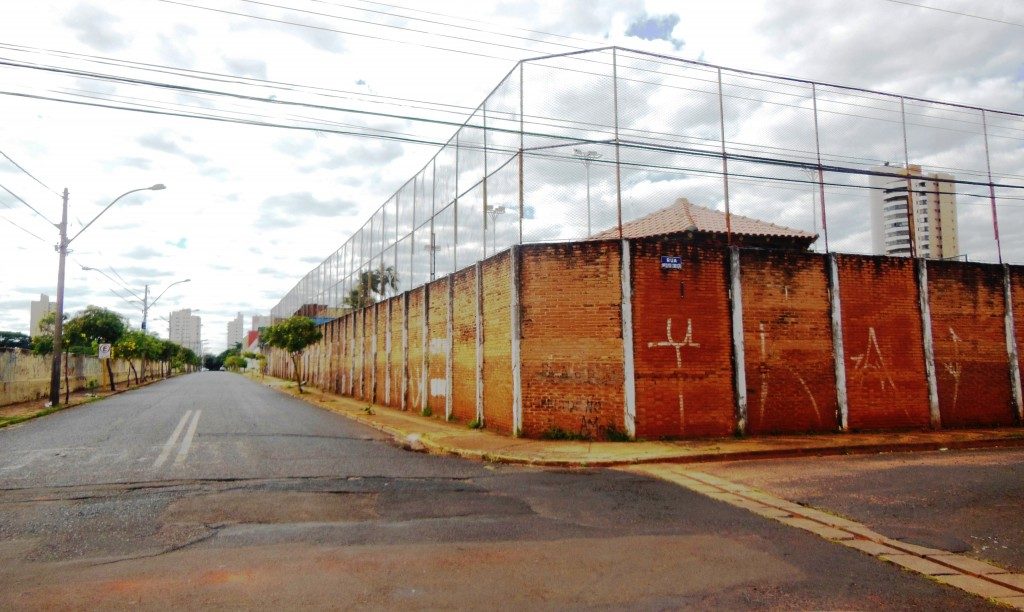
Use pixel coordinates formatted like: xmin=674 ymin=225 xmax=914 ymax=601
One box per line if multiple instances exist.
xmin=79 ymin=268 xmax=190 ymax=331
xmin=50 ymin=184 xmax=166 ymax=406
xmin=573 ymin=148 xmax=601 ymax=237
xmin=485 ymin=204 xmax=507 ymax=254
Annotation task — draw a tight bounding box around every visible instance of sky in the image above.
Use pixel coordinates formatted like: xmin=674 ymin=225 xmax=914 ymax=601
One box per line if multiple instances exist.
xmin=0 ymin=0 xmax=1021 ymax=353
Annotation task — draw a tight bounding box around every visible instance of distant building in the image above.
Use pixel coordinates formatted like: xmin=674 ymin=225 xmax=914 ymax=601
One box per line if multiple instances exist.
xmin=169 ymin=308 xmax=202 ymax=355
xmin=251 ymin=315 xmax=272 ymax=332
xmin=226 ymin=312 xmax=244 ymax=350
xmin=869 ymin=164 xmax=959 ymax=259
xmin=29 ymin=294 xmax=55 ymax=337
xmin=590 ymin=197 xmax=818 ymax=250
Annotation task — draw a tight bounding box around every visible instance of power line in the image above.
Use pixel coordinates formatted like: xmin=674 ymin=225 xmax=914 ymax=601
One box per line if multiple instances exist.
xmin=0 ymin=181 xmax=55 ymax=226
xmin=0 ymin=212 xmax=49 ymax=243
xmin=0 ymin=148 xmax=59 ymax=195
xmin=879 ymin=0 xmax=1024 ymax=28
xmin=153 ymin=0 xmax=522 ymax=62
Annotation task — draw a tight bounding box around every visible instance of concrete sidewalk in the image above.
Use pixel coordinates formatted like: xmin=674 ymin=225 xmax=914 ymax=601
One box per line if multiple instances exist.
xmin=255 ymin=375 xmax=1024 ymax=467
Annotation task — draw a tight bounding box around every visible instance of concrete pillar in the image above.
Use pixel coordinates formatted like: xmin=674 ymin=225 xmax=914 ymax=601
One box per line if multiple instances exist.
xmin=421 ymin=284 xmax=429 ymax=413
xmin=916 ymin=259 xmax=941 ymax=429
xmin=729 ymin=247 xmax=748 ymax=435
xmin=827 ymin=254 xmax=849 ymax=431
xmin=475 ymin=261 xmax=484 ymax=425
xmin=620 ymin=239 xmax=636 ymax=438
xmin=445 ymin=275 xmax=454 ymax=420
xmin=510 ymin=245 xmax=523 ymax=435
xmin=1003 ymin=265 xmax=1023 ymax=422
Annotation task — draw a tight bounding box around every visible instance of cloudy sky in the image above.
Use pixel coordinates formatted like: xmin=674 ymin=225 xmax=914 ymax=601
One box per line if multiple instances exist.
xmin=0 ymin=0 xmax=1021 ymax=352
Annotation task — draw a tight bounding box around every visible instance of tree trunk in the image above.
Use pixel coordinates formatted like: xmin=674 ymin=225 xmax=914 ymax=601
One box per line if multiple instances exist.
xmin=129 ymin=361 xmax=138 ymax=385
xmin=106 ymin=359 xmax=116 ymax=392
xmin=291 ymin=353 xmax=303 ymax=393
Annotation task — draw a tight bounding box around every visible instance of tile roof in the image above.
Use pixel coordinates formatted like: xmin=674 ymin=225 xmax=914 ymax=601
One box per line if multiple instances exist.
xmin=590 ymin=198 xmax=818 ymax=242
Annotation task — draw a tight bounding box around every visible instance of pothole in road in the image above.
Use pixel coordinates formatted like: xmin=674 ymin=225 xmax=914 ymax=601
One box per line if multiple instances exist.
xmin=160 ymin=491 xmax=380 ymax=526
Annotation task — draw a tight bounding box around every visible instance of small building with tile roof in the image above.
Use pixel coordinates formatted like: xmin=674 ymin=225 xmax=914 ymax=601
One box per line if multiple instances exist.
xmin=591 ymin=198 xmax=818 ymax=251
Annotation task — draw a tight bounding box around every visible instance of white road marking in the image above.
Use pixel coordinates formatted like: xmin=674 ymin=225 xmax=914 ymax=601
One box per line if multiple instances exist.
xmin=173 ymin=410 xmax=202 ymax=466
xmin=153 ymin=410 xmax=192 ymax=469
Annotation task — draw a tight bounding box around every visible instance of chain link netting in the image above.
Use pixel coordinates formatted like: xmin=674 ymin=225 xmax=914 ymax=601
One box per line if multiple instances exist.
xmin=272 ymin=47 xmax=1024 ymax=319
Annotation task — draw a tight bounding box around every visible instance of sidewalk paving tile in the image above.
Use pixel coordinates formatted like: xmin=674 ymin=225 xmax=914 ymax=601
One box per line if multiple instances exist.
xmin=926 ymin=554 xmax=1008 ymax=576
xmin=932 ymin=574 xmax=1021 ymax=599
xmin=879 ymin=554 xmax=960 ymax=576
xmin=840 ymin=539 xmax=905 ymax=557
xmin=777 ymin=517 xmax=855 ymax=541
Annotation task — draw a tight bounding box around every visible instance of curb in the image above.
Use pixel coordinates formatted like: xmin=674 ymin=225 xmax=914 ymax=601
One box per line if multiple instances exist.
xmin=258 ymin=377 xmax=1024 ymax=467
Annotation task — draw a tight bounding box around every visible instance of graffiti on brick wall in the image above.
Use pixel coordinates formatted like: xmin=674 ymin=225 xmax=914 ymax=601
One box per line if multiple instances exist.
xmin=756 ymin=322 xmax=822 ymax=426
xmin=647 ymin=317 xmax=700 ymax=427
xmin=943 ymin=327 xmax=964 ymax=411
xmin=849 ymin=326 xmax=896 ymax=391
xmin=429 ymin=337 xmax=449 ymax=398
xmin=538 ymin=396 xmax=603 ymax=437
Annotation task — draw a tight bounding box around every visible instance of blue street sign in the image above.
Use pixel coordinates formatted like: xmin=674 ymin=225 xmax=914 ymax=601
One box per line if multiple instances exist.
xmin=660 ymin=256 xmax=683 ymax=270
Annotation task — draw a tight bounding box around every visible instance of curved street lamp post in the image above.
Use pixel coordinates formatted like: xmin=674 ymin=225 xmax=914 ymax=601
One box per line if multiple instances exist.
xmin=50 ymin=184 xmax=166 ymax=406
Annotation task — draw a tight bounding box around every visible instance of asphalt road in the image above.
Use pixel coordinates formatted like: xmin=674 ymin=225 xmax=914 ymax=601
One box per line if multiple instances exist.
xmin=0 ymin=373 xmax=998 ymax=609
xmin=699 ymin=447 xmax=1024 ymax=573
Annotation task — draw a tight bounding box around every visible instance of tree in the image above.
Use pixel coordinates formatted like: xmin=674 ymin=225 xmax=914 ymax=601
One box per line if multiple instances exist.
xmin=66 ymin=306 xmax=127 ymax=393
xmin=260 ymin=316 xmax=323 ymax=393
xmin=223 ymin=354 xmax=247 ymax=371
xmin=344 ymin=265 xmax=398 ymax=310
xmin=0 ymin=331 xmax=31 ymax=350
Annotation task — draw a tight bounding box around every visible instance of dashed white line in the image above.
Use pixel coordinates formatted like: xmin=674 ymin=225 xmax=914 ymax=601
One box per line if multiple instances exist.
xmin=153 ymin=410 xmax=192 ymax=469
xmin=173 ymin=410 xmax=202 ymax=466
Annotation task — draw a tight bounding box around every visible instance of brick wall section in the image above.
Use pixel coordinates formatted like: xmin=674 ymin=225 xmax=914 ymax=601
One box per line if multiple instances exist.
xmin=927 ymin=261 xmax=1014 ymax=426
xmin=481 ymin=251 xmax=513 ymax=434
xmin=631 ymin=242 xmax=734 ymax=438
xmin=836 ymin=255 xmax=930 ymax=430
xmin=740 ymin=250 xmax=839 ymax=433
xmin=426 ymin=278 xmax=450 ymax=416
xmin=451 ymin=267 xmax=478 ymax=422
xmin=406 ymin=286 xmax=426 ymax=411
xmin=519 ymin=241 xmax=625 ymax=439
xmin=357 ymin=309 xmax=369 ymax=401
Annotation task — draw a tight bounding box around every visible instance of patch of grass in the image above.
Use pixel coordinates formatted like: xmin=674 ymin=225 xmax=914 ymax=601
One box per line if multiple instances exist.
xmin=446 ymin=413 xmax=456 ymax=422
xmin=421 ymin=406 xmax=433 ymax=417
xmin=604 ymin=426 xmax=632 ymax=442
xmin=540 ymin=427 xmax=590 ymax=441
xmin=362 ymin=405 xmax=375 ymax=415
xmin=467 ymin=418 xmax=482 ymax=430
xmin=85 ymin=379 xmax=99 ymax=391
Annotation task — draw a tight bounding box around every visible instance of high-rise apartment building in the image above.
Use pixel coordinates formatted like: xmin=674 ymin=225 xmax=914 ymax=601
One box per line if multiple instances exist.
xmin=869 ymin=164 xmax=959 ymax=259
xmin=29 ymin=294 xmax=56 ymax=337
xmin=169 ymin=308 xmax=202 ymax=355
xmin=226 ymin=312 xmax=244 ymax=350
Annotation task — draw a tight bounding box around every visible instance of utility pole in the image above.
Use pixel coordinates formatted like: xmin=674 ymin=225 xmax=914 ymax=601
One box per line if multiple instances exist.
xmin=49 ymin=188 xmax=69 ymax=407
xmin=141 ymin=284 xmax=150 ymax=331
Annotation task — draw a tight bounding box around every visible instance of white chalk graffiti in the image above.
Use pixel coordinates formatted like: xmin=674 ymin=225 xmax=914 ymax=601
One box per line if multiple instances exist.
xmin=850 ymin=327 xmax=896 ymax=391
xmin=756 ymin=322 xmax=822 ymax=426
xmin=647 ymin=318 xmax=700 ymax=368
xmin=943 ymin=327 xmax=963 ymax=410
xmin=647 ymin=318 xmax=700 ymax=428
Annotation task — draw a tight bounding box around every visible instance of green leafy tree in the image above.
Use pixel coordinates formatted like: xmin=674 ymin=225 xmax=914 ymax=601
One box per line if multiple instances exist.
xmin=344 ymin=265 xmax=398 ymax=310
xmin=66 ymin=306 xmax=127 ymax=393
xmin=0 ymin=331 xmax=31 ymax=350
xmin=260 ymin=316 xmax=323 ymax=393
xmin=223 ymin=354 xmax=247 ymax=371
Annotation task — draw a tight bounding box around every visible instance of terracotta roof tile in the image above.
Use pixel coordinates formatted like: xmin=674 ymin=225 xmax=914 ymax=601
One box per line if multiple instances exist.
xmin=590 ymin=198 xmax=817 ymax=242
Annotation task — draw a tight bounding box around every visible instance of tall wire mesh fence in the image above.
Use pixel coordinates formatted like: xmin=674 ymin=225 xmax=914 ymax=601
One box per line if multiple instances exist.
xmin=272 ymin=46 xmax=1024 ymax=320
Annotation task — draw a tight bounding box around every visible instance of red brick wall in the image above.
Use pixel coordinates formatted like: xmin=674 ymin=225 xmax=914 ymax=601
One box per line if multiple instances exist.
xmin=426 ymin=278 xmax=450 ymax=417
xmin=406 ymin=286 xmax=426 ymax=412
xmin=481 ymin=252 xmax=513 ymax=434
xmin=631 ymin=242 xmax=734 ymax=438
xmin=740 ymin=250 xmax=839 ymax=434
xmin=836 ymin=255 xmax=930 ymax=430
xmin=358 ymin=308 xmax=369 ymax=401
xmin=519 ymin=242 xmax=625 ymax=439
xmin=451 ymin=267 xmax=478 ymax=423
xmin=928 ymin=262 xmax=1014 ymax=426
